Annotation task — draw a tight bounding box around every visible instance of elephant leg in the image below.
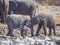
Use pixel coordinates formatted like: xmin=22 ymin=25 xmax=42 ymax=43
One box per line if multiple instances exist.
xmin=7 ymin=28 xmax=14 ymax=37
xmin=43 ymin=24 xmax=47 ymax=36
xmin=30 ymin=18 xmax=34 ymax=37
xmin=30 ymin=25 xmax=34 ymax=37
xmin=0 ymin=12 xmax=4 ymax=23
xmin=1 ymin=13 xmax=5 ymax=23
xmin=7 ymin=23 xmax=14 ymax=37
xmin=53 ymin=26 xmax=56 ymax=36
xmin=35 ymin=23 xmax=42 ymax=36
xmin=21 ymin=30 xmax=24 ymax=37
xmin=21 ymin=28 xmax=27 ymax=37
xmin=24 ymin=28 xmax=27 ymax=36
xmin=20 ymin=22 xmax=25 ymax=37
xmin=7 ymin=27 xmax=14 ymax=37
xmin=49 ymin=27 xmax=52 ymax=36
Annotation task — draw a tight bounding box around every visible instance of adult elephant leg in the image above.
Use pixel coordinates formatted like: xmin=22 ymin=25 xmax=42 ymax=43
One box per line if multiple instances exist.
xmin=35 ymin=23 xmax=42 ymax=36
xmin=0 ymin=10 xmax=4 ymax=23
xmin=1 ymin=14 xmax=4 ymax=23
xmin=4 ymin=0 xmax=9 ymax=21
xmin=5 ymin=5 xmax=9 ymax=21
xmin=0 ymin=12 xmax=3 ymax=23
xmin=1 ymin=12 xmax=5 ymax=23
xmin=49 ymin=27 xmax=52 ymax=36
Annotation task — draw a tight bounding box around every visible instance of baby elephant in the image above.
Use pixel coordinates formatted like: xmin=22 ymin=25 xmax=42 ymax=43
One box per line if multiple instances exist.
xmin=26 ymin=13 xmax=56 ymax=36
xmin=35 ymin=13 xmax=56 ymax=36
xmin=6 ymin=14 xmax=29 ymax=37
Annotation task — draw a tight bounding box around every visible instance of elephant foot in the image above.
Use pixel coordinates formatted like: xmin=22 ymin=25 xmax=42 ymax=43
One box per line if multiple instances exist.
xmin=54 ymin=33 xmax=56 ymax=36
xmin=1 ymin=20 xmax=5 ymax=23
xmin=21 ymin=30 xmax=24 ymax=37
xmin=48 ymin=33 xmax=52 ymax=36
xmin=31 ymin=33 xmax=34 ymax=37
xmin=31 ymin=35 xmax=34 ymax=37
xmin=44 ymin=33 xmax=47 ymax=36
xmin=21 ymin=30 xmax=27 ymax=37
xmin=35 ymin=34 xmax=39 ymax=37
xmin=7 ymin=32 xmax=14 ymax=37
xmin=35 ymin=34 xmax=40 ymax=37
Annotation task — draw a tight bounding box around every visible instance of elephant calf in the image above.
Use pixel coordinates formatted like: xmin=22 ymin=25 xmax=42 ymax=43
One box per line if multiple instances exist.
xmin=36 ymin=13 xmax=56 ymax=36
xmin=6 ymin=14 xmax=30 ymax=37
xmin=26 ymin=13 xmax=56 ymax=36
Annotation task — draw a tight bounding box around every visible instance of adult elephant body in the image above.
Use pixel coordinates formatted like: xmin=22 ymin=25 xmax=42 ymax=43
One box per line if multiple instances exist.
xmin=8 ymin=0 xmax=37 ymax=18
xmin=0 ymin=0 xmax=37 ymax=23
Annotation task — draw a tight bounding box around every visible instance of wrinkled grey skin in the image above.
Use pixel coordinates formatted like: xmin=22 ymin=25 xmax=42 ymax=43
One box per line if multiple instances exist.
xmin=9 ymin=0 xmax=37 ymax=18
xmin=0 ymin=0 xmax=38 ymax=23
xmin=4 ymin=0 xmax=9 ymax=19
xmin=6 ymin=13 xmax=56 ymax=37
xmin=6 ymin=14 xmax=28 ymax=37
xmin=0 ymin=0 xmax=5 ymax=23
xmin=26 ymin=13 xmax=56 ymax=36
xmin=0 ymin=0 xmax=9 ymax=23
